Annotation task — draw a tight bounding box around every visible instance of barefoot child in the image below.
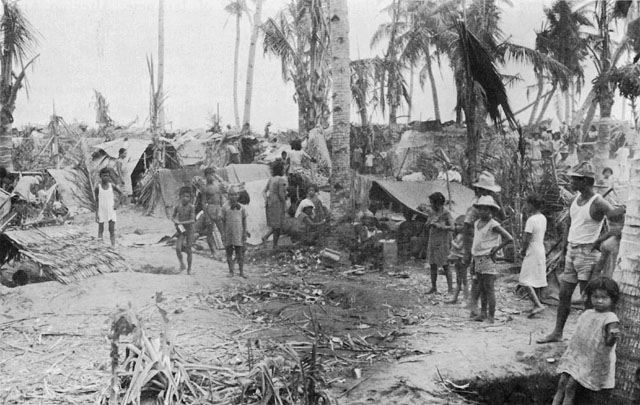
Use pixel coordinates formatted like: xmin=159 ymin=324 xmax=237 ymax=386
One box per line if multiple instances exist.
xmin=445 ymin=215 xmax=468 ymax=304
xmin=95 ymin=167 xmax=121 ymax=247
xmin=469 ymin=196 xmax=513 ymax=323
xmin=221 ymin=188 xmax=248 ymax=277
xmin=172 ymin=186 xmax=196 ymax=274
xmin=552 ymin=277 xmax=620 ymax=405
xmin=519 ymin=194 xmax=547 ymax=316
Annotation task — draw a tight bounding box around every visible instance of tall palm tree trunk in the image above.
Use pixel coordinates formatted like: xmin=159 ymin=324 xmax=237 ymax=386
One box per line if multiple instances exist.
xmin=242 ymin=0 xmax=263 ymax=128
xmin=157 ymin=0 xmax=165 ymax=132
xmin=424 ymin=52 xmax=441 ymax=122
xmin=329 ymin=0 xmax=350 ymax=198
xmin=233 ymin=12 xmax=241 ymax=129
xmin=612 ymin=152 xmax=640 ymax=403
xmin=408 ymin=65 xmax=413 ymax=122
xmin=535 ymin=83 xmax=557 ymax=124
xmin=528 ymin=76 xmax=544 ymax=125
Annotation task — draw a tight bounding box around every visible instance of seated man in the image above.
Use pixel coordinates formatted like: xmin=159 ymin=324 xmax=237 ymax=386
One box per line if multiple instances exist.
xmin=355 ymin=212 xmax=384 ymax=269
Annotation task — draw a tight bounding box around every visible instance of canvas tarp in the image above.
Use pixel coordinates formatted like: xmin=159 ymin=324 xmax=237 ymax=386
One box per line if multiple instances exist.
xmin=243 ymin=178 xmax=269 ymax=246
xmin=370 ymin=179 xmax=475 ymax=219
xmin=47 ymin=168 xmax=92 ymax=214
xmin=92 ymin=138 xmax=150 ymax=175
xmin=154 ymin=167 xmax=203 ymax=216
xmin=216 ymin=164 xmax=271 ymax=184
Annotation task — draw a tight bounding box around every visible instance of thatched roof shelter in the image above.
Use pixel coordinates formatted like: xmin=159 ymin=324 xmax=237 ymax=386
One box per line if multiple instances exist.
xmin=0 ymin=226 xmax=129 ymax=284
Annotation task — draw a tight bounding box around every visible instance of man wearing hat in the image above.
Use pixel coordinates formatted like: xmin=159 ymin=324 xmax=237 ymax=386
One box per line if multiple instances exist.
xmin=538 ymin=161 xmax=625 ymax=344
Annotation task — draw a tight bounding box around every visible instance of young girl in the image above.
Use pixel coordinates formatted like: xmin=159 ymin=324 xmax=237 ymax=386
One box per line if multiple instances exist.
xmin=469 ymin=196 xmax=513 ymax=323
xmin=95 ymin=167 xmax=121 ymax=247
xmin=445 ymin=215 xmax=467 ymax=304
xmin=221 ymin=187 xmax=248 ymax=277
xmin=552 ymin=277 xmax=620 ymax=405
xmin=519 ymin=194 xmax=547 ymax=316
xmin=425 ymin=192 xmax=454 ymax=294
xmin=172 ymin=186 xmax=195 ymax=274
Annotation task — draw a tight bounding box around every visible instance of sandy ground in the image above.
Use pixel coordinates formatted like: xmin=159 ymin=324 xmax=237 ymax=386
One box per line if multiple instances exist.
xmin=0 ymin=207 xmax=577 ymax=404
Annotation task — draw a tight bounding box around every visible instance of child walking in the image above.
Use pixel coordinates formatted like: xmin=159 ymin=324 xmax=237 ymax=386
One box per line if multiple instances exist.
xmin=552 ymin=277 xmax=620 ymax=405
xmin=445 ymin=215 xmax=468 ymax=304
xmin=221 ymin=188 xmax=248 ymax=277
xmin=519 ymin=194 xmax=547 ymax=316
xmin=469 ymin=196 xmax=513 ymax=323
xmin=172 ymin=186 xmax=196 ymax=274
xmin=95 ymin=167 xmax=121 ymax=247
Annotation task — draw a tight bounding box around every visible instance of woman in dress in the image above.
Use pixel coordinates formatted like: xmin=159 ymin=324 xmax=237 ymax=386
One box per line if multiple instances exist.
xmin=262 ymin=160 xmax=288 ymax=248
xmin=519 ymin=194 xmax=547 ymax=316
xmin=425 ymin=192 xmax=454 ymax=295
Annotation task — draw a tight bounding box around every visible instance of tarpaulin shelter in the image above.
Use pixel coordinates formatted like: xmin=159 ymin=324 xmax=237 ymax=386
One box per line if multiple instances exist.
xmin=47 ymin=168 xmax=93 ymax=214
xmin=215 ymin=164 xmax=271 ymax=184
xmin=92 ymin=138 xmax=151 ymax=175
xmin=365 ymin=178 xmax=475 ymax=219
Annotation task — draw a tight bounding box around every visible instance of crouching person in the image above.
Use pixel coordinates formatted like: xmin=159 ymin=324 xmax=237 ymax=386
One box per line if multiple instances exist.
xmin=292 ymin=200 xmax=326 ymax=245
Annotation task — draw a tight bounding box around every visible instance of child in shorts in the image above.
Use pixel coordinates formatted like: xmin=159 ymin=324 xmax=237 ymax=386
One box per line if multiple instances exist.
xmin=172 ymin=186 xmax=195 ymax=274
xmin=446 ymin=215 xmax=468 ymax=304
xmin=221 ymin=187 xmax=248 ymax=277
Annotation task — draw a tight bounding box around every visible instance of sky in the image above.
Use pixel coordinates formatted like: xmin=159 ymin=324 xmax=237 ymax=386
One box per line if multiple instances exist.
xmin=11 ymin=0 xmax=632 ymax=133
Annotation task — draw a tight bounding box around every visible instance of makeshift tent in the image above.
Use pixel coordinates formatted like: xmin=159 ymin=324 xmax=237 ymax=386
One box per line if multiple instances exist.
xmin=142 ymin=167 xmax=203 ymax=217
xmin=47 ymin=168 xmax=93 ymax=214
xmin=216 ymin=164 xmax=271 ymax=184
xmin=0 ymin=226 xmax=129 ymax=284
xmin=368 ymin=179 xmax=475 ymax=219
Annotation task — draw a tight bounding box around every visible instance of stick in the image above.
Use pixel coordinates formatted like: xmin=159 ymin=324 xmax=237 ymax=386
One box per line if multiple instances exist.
xmin=337 ymin=375 xmax=372 ymax=398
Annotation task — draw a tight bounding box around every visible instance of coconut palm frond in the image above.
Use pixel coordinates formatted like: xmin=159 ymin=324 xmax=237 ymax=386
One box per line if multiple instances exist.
xmin=0 ymin=1 xmax=40 ymax=64
xmin=456 ymin=20 xmax=516 ymax=129
xmin=261 ymin=16 xmax=299 ymax=83
xmin=502 ymin=73 xmax=523 ymax=87
xmin=502 ymin=43 xmax=572 ymax=90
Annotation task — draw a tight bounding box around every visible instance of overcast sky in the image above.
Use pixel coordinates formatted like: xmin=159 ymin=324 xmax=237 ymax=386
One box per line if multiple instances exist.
xmin=13 ymin=0 xmax=631 ymax=132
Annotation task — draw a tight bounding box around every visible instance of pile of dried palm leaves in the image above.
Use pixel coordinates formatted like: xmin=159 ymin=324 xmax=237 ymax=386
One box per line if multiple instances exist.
xmin=104 ymin=294 xmax=336 ymax=405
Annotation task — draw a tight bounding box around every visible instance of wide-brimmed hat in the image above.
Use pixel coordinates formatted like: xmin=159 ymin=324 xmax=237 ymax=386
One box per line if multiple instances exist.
xmin=473 ymin=195 xmax=500 ymax=210
xmin=298 ymin=200 xmax=315 ymax=211
xmin=567 ymin=161 xmax=595 ymax=179
xmin=472 ymin=171 xmax=501 ymax=193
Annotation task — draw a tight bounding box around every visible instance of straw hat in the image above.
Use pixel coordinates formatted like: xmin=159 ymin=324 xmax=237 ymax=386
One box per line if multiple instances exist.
xmin=472 ymin=171 xmax=501 ymax=193
xmin=473 ymin=195 xmax=500 ymax=210
xmin=567 ymin=161 xmax=595 ymax=179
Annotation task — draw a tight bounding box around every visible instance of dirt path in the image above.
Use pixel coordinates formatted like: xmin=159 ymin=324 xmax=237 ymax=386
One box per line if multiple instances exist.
xmin=0 ymin=208 xmax=575 ymax=404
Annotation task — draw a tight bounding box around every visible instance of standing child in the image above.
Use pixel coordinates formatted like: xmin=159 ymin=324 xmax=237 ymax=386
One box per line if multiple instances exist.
xmin=469 ymin=196 xmax=513 ymax=323
xmin=172 ymin=186 xmax=196 ymax=274
xmin=519 ymin=194 xmax=547 ymax=316
xmin=221 ymin=188 xmax=248 ymax=277
xmin=445 ymin=215 xmax=468 ymax=304
xmin=425 ymin=192 xmax=454 ymax=294
xmin=552 ymin=277 xmax=620 ymax=405
xmin=95 ymin=167 xmax=121 ymax=247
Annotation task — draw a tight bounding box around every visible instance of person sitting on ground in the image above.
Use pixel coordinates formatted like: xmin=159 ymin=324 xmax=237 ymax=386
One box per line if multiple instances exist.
xmin=396 ymin=209 xmax=420 ymax=261
xmin=221 ymin=187 xmax=248 ymax=277
xmin=172 ymin=186 xmax=195 ymax=274
xmin=356 ymin=212 xmax=384 ymax=269
xmin=552 ymin=277 xmax=620 ymax=405
xmin=518 ymin=194 xmax=547 ymax=317
xmin=294 ymin=185 xmax=328 ymax=223
xmin=293 ymin=200 xmax=326 ymax=245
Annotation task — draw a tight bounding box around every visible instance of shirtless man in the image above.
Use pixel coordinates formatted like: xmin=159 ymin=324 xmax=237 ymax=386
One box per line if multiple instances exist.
xmin=538 ymin=161 xmax=625 ymax=344
xmin=197 ymin=167 xmax=226 ymax=257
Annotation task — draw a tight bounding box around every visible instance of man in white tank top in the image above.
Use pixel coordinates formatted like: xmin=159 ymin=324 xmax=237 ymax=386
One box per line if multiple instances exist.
xmin=538 ymin=161 xmax=625 ymax=344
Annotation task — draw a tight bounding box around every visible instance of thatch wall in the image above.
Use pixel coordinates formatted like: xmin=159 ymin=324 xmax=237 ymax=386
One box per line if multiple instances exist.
xmin=1 ymin=226 xmax=129 ymax=284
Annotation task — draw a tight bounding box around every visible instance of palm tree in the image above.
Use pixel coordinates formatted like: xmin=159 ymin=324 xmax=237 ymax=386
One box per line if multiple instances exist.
xmin=329 ymin=0 xmax=350 ymax=194
xmin=350 ymin=57 xmax=384 ymax=126
xmin=157 ymin=0 xmax=165 ymax=131
xmin=225 ymin=0 xmax=250 ymax=129
xmin=242 ymin=0 xmax=264 ymax=128
xmin=262 ymin=0 xmax=330 ymax=135
xmin=0 ymin=0 xmax=39 ymax=171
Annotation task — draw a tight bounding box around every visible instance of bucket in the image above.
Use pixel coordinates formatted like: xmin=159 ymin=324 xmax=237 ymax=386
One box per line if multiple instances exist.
xmin=380 ymin=239 xmax=398 ymax=267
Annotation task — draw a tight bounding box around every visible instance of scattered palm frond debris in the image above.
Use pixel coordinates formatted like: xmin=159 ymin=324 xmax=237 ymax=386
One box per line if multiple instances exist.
xmin=0 ymin=226 xmax=129 ymax=284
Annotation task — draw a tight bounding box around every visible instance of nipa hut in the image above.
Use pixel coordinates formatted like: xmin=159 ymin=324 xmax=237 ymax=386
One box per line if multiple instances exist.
xmin=0 ymin=226 xmax=130 ymax=284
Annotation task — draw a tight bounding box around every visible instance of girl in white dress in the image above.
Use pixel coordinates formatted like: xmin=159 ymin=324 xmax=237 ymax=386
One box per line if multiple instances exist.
xmin=519 ymin=194 xmax=547 ymax=316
